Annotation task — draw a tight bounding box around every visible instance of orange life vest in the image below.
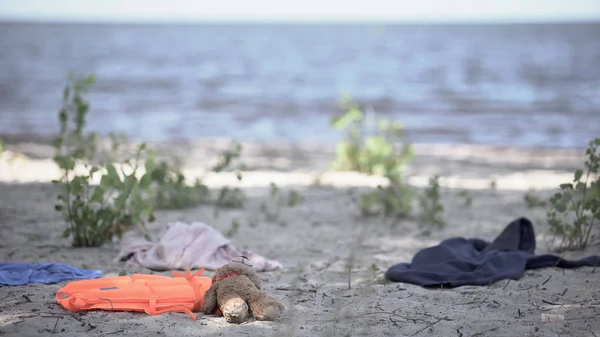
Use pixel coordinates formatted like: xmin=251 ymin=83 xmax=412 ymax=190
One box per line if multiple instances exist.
xmin=55 ymin=270 xmax=213 ymax=320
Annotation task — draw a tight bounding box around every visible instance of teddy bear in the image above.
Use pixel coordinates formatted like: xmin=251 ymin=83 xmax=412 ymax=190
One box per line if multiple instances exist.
xmin=202 ymin=256 xmax=284 ymax=323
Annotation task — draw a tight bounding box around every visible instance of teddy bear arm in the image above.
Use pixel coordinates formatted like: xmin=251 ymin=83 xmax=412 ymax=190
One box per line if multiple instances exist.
xmin=202 ymin=283 xmax=219 ymax=314
xmin=246 ymin=272 xmax=262 ymax=290
xmin=248 ymin=291 xmax=284 ymax=321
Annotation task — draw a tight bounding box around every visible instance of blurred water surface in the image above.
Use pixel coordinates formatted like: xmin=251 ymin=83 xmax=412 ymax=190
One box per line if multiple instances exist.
xmin=0 ymin=22 xmax=598 ymax=148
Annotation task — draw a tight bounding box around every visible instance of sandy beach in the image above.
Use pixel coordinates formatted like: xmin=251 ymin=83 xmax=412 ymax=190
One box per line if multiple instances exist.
xmin=0 ymin=137 xmax=598 ymax=337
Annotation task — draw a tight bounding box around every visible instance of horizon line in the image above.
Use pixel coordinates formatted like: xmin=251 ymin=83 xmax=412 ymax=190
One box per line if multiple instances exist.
xmin=1 ymin=17 xmax=599 ymax=25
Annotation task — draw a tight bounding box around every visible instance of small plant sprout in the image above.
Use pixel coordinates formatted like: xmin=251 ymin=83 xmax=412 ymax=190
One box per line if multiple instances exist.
xmin=458 ymin=190 xmax=473 ymax=207
xmin=524 ymin=189 xmax=546 ymax=209
xmin=370 ymin=263 xmax=380 ymax=279
xmin=418 ymin=175 xmax=445 ymax=231
xmin=212 ymin=141 xmax=247 ymax=210
xmin=311 ymin=174 xmax=323 ymax=187
xmin=346 ymin=257 xmax=354 ymax=290
xmin=546 ymin=138 xmax=600 ymax=251
xmin=259 ymin=182 xmax=302 ymax=223
xmin=226 ymin=219 xmax=241 ymax=237
xmin=287 ymin=190 xmax=300 ymax=207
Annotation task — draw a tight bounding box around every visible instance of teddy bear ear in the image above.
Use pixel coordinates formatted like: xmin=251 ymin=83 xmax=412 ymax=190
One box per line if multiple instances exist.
xmin=230 ymin=255 xmax=253 ymax=267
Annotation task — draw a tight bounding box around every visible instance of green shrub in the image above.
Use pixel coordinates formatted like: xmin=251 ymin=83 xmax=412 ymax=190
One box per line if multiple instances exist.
xmin=52 ymin=74 xmax=156 ymax=247
xmin=358 ymin=183 xmax=414 ymax=218
xmin=546 ymin=138 xmax=600 ymax=251
xmin=52 ymin=74 xmax=99 ymax=164
xmin=331 ymin=97 xmax=415 ymax=219
xmin=330 ymin=98 xmax=414 ymax=176
xmin=51 ymin=73 xmax=254 ymax=245
xmin=214 ymin=185 xmax=245 ymax=209
xmin=150 ymin=160 xmax=210 ymax=210
xmin=140 ymin=141 xmax=247 ymax=212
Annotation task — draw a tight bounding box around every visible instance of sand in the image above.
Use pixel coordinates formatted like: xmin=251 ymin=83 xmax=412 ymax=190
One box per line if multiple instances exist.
xmin=0 ymin=137 xmax=598 ymax=337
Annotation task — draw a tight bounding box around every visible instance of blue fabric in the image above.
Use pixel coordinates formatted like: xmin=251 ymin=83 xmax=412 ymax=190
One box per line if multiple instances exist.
xmin=385 ymin=217 xmax=600 ymax=288
xmin=0 ymin=262 xmax=102 ymax=286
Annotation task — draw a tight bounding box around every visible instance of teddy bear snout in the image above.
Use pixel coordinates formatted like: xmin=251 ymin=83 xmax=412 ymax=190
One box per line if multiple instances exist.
xmin=222 ymin=298 xmax=249 ymax=324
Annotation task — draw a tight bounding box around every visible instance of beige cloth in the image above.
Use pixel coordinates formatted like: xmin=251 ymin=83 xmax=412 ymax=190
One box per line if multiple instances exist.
xmin=114 ymin=221 xmax=282 ymax=272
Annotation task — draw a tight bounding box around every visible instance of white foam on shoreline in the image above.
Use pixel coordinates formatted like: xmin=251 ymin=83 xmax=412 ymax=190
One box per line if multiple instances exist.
xmin=0 ymin=149 xmax=574 ymax=191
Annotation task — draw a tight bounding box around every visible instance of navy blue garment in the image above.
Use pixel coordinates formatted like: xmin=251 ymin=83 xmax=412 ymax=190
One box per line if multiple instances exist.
xmin=385 ymin=217 xmax=600 ymax=288
xmin=0 ymin=262 xmax=102 ymax=286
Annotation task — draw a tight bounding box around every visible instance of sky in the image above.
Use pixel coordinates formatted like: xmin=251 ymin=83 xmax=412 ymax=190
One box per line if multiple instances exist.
xmin=1 ymin=0 xmax=599 ymax=23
